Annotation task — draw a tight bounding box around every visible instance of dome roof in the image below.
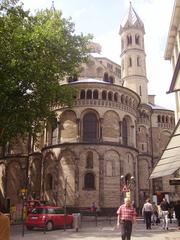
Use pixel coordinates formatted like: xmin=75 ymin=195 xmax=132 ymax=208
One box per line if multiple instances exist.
xmin=120 ymin=2 xmax=144 ymax=33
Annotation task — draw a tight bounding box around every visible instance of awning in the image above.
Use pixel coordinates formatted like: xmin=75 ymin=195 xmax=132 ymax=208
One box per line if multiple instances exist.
xmin=150 ymin=119 xmax=180 ymax=179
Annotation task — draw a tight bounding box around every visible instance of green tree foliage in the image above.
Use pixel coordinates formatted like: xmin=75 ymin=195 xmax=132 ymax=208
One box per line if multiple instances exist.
xmin=0 ymin=0 xmax=91 ymax=146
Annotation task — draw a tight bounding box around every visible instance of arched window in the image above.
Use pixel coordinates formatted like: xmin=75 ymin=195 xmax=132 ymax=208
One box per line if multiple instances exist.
xmin=157 ymin=115 xmax=161 ymax=123
xmin=122 ymin=118 xmax=128 ymax=146
xmin=87 ymin=90 xmax=92 ymax=99
xmin=109 ymin=76 xmax=114 ymax=83
xmin=46 ymin=173 xmax=53 ymax=190
xmin=83 ymin=112 xmax=98 ymax=142
xmin=93 ymin=90 xmax=98 ymax=99
xmin=108 ymin=92 xmax=113 ymax=101
xmin=166 ymin=116 xmax=169 ymax=123
xmin=162 ymin=115 xmax=165 ymax=123
xmin=114 ymin=93 xmax=118 ymax=102
xmin=135 ymin=35 xmax=140 ymax=45
xmin=103 ymin=72 xmax=109 ymax=82
xmin=121 ymin=95 xmax=125 ymax=104
xmin=127 ymin=35 xmax=132 ymax=45
xmin=129 ymin=57 xmax=132 ymax=67
xmin=86 ymin=151 xmax=93 ymax=168
xmin=102 ymin=91 xmax=107 ymax=100
xmin=84 ymin=172 xmax=95 ymax=189
xmin=80 ymin=90 xmax=85 ymax=99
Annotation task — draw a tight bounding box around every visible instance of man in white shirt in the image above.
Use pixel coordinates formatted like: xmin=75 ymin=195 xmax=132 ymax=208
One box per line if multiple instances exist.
xmin=142 ymin=198 xmax=153 ymax=229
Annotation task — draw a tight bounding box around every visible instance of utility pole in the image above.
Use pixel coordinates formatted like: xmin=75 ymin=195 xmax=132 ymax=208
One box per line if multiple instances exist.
xmin=64 ymin=177 xmax=67 ymax=231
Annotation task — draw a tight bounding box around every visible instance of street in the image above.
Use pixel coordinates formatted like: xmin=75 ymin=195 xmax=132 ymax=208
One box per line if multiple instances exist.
xmin=11 ymin=217 xmax=180 ymax=240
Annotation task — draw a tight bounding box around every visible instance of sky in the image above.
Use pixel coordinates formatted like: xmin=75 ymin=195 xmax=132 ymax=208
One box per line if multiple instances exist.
xmin=21 ymin=0 xmax=175 ymax=110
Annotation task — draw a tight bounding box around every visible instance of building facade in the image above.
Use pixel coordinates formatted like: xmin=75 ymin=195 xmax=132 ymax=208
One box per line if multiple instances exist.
xmin=0 ymin=3 xmax=177 ymax=213
xmin=151 ymin=0 xmax=180 ymax=197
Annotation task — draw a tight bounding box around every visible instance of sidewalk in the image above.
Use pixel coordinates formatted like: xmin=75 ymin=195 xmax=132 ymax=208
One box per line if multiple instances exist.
xmin=11 ymin=217 xmax=180 ymax=240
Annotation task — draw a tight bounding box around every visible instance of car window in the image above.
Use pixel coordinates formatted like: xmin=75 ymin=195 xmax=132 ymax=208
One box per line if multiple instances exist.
xmin=47 ymin=208 xmax=55 ymax=214
xmin=32 ymin=208 xmax=47 ymax=214
xmin=54 ymin=208 xmax=64 ymax=214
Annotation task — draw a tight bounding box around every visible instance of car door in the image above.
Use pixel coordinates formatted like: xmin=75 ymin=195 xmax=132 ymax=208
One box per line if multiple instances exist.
xmin=54 ymin=208 xmax=65 ymax=227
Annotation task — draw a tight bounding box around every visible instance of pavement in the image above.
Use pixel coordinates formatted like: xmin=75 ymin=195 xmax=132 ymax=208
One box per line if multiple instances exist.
xmin=11 ymin=217 xmax=180 ymax=240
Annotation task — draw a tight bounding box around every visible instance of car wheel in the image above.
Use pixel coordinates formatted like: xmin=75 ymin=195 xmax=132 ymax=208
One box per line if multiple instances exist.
xmin=46 ymin=221 xmax=53 ymax=231
xmin=26 ymin=226 xmax=34 ymax=230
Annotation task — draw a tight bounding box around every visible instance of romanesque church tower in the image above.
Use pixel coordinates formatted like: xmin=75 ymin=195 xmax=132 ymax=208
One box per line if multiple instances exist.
xmin=120 ymin=3 xmax=148 ymax=104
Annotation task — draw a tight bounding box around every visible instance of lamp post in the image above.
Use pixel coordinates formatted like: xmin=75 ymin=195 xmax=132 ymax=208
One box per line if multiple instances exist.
xmin=120 ymin=175 xmax=135 ymax=203
xmin=19 ymin=188 xmax=27 ymax=237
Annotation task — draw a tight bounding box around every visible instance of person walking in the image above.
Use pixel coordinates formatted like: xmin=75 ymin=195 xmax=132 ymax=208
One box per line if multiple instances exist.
xmin=0 ymin=210 xmax=10 ymax=240
xmin=174 ymin=200 xmax=180 ymax=229
xmin=160 ymin=198 xmax=170 ymax=230
xmin=151 ymin=202 xmax=158 ymax=225
xmin=117 ymin=198 xmax=136 ymax=240
xmin=142 ymin=198 xmax=153 ymax=229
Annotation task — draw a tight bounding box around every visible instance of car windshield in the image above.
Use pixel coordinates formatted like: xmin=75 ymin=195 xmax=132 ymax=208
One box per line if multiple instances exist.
xmin=31 ymin=208 xmax=47 ymax=214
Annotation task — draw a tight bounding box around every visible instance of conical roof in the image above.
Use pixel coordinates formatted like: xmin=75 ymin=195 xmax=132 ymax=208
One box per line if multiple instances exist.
xmin=120 ymin=2 xmax=144 ymax=33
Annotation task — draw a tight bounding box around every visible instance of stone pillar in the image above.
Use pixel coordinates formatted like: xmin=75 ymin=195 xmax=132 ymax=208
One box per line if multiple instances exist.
xmin=119 ymin=121 xmax=122 ymax=143
xmin=76 ymin=119 xmax=80 ymax=142
xmin=99 ymin=118 xmax=104 ymax=142
xmin=99 ymin=155 xmax=104 ymax=207
xmin=74 ymin=157 xmax=80 ymax=206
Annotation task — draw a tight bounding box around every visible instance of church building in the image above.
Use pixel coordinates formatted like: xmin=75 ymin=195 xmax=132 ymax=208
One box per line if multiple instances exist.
xmin=0 ymin=3 xmax=176 ymax=214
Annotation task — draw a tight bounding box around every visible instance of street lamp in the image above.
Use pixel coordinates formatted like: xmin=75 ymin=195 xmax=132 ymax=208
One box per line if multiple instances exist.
xmin=120 ymin=175 xmax=135 ymax=202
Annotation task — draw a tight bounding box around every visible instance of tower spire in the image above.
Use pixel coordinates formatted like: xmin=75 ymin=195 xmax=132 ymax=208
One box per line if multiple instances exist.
xmin=51 ymin=1 xmax=55 ymax=11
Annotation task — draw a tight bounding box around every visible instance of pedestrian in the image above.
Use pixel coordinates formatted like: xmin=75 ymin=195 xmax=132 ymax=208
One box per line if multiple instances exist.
xmin=142 ymin=198 xmax=153 ymax=229
xmin=151 ymin=202 xmax=158 ymax=225
xmin=91 ymin=202 xmax=97 ymax=213
xmin=0 ymin=207 xmax=10 ymax=240
xmin=174 ymin=200 xmax=180 ymax=229
xmin=117 ymin=198 xmax=136 ymax=240
xmin=160 ymin=198 xmax=170 ymax=230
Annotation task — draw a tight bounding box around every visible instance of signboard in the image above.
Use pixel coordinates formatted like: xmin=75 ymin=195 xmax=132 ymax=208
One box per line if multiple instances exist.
xmin=169 ymin=179 xmax=180 ymax=185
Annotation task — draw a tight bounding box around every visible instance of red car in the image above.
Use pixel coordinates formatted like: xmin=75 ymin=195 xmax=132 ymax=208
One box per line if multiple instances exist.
xmin=25 ymin=206 xmax=73 ymax=231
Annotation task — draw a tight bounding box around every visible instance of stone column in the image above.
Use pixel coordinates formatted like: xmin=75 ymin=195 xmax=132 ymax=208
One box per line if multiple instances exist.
xmin=99 ymin=118 xmax=104 ymax=142
xmin=76 ymin=119 xmax=80 ymax=142
xmin=119 ymin=121 xmax=122 ymax=143
xmin=99 ymin=155 xmax=104 ymax=207
xmin=74 ymin=157 xmax=80 ymax=206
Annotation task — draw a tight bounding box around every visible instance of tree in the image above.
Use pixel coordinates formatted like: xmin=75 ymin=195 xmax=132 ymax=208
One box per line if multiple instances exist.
xmin=0 ymin=0 xmax=91 ymax=147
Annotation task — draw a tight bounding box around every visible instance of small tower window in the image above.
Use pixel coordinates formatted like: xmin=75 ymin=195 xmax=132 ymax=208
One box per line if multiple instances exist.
xmin=127 ymin=35 xmax=132 ymax=45
xmin=139 ymin=86 xmax=142 ymax=96
xmin=129 ymin=57 xmax=132 ymax=67
xmin=103 ymin=72 xmax=109 ymax=82
xmin=137 ymin=56 xmax=141 ymax=66
xmin=135 ymin=35 xmax=140 ymax=45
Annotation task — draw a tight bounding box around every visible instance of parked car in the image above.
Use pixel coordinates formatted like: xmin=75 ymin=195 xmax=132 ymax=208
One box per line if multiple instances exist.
xmin=26 ymin=200 xmax=49 ymax=214
xmin=25 ymin=206 xmax=73 ymax=231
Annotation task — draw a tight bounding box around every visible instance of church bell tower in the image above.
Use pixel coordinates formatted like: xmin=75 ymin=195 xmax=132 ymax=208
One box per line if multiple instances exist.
xmin=120 ymin=3 xmax=148 ymax=104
